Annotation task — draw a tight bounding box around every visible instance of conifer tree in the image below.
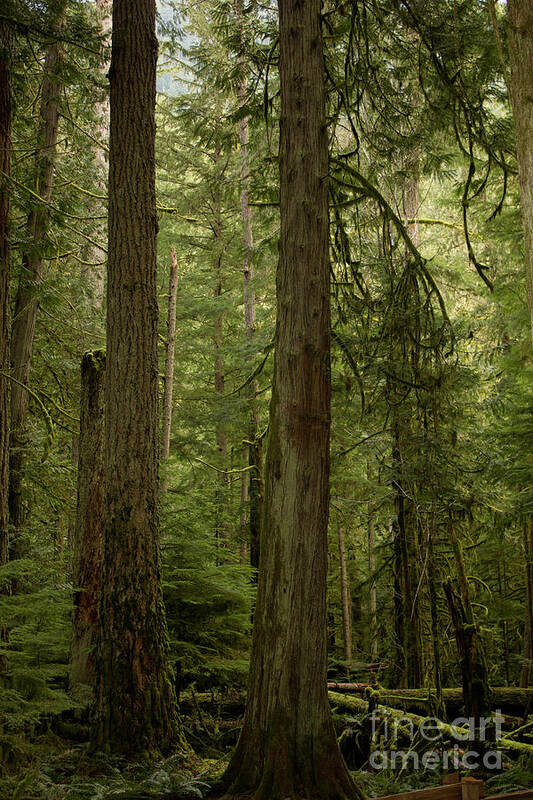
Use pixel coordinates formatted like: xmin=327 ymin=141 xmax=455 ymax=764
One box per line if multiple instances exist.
xmin=92 ymin=0 xmax=177 ymax=755
xmin=221 ymin=0 xmax=362 ymax=796
xmin=9 ymin=0 xmax=66 ymax=533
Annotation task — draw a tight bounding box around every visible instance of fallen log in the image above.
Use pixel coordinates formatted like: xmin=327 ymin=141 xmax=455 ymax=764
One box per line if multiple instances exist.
xmin=328 ymin=682 xmax=371 ymax=692
xmin=327 ymin=686 xmax=533 ymax=716
xmin=328 ymin=691 xmax=533 ymax=757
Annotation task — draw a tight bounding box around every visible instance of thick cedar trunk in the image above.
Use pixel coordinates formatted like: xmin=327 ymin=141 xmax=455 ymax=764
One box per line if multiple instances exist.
xmin=0 ymin=24 xmax=11 ymax=672
xmin=84 ymin=0 xmax=111 ymax=305
xmin=444 ymin=521 xmax=491 ymax=724
xmin=507 ymin=0 xmax=533 ymax=345
xmin=236 ymin=0 xmax=263 ymax=573
xmin=71 ymin=351 xmax=105 ymax=689
xmin=92 ymin=0 xmax=177 ymax=756
xmin=9 ymin=10 xmax=64 ymax=532
xmin=521 ymin=519 xmax=533 ymax=687
xmin=337 ymin=525 xmax=353 ymax=664
xmin=221 ymin=0 xmax=360 ymax=797
xmin=161 ymin=247 xmax=178 ymax=482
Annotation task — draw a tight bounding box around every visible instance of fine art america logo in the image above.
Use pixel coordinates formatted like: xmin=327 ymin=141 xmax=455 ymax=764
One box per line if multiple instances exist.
xmin=367 ymin=710 xmax=504 ymax=771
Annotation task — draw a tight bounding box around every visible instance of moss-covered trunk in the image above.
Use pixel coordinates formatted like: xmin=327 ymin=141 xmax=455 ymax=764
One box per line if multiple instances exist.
xmin=521 ymin=519 xmax=533 ymax=688
xmin=92 ymin=0 xmax=177 ymax=756
xmin=220 ymin=0 xmax=361 ymax=797
xmin=444 ymin=522 xmax=491 ymax=724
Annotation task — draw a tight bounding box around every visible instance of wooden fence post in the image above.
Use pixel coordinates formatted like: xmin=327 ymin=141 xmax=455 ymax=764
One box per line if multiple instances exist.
xmin=461 ymin=777 xmax=483 ymax=800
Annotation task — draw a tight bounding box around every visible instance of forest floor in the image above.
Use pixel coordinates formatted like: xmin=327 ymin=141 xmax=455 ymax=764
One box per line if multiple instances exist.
xmin=2 ymin=738 xmax=533 ymax=800
xmin=2 ymin=702 xmax=533 ymax=800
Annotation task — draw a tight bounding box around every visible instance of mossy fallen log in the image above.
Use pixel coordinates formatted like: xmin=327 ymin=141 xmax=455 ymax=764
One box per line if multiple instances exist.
xmin=328 ymin=691 xmax=533 ymax=757
xmin=327 ymin=686 xmax=533 ymax=716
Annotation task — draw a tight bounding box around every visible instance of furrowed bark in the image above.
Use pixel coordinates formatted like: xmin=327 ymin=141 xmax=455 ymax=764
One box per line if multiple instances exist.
xmin=92 ymin=0 xmax=177 ymax=756
xmin=220 ymin=0 xmax=361 ymax=796
xmin=71 ymin=351 xmax=105 ymax=690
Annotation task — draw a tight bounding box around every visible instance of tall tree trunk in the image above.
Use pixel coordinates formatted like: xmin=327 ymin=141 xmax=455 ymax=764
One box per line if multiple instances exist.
xmin=235 ymin=0 xmax=263 ymax=574
xmin=507 ymin=0 xmax=533 ymax=345
xmin=337 ymin=524 xmax=353 ymax=665
xmin=71 ymin=351 xmax=105 ymax=690
xmin=0 ymin=23 xmax=11 ymax=673
xmin=221 ymin=0 xmax=360 ymax=796
xmin=521 ymin=518 xmax=533 ymax=687
xmin=427 ymin=516 xmax=444 ymax=718
xmin=161 ymin=247 xmax=178 ymax=493
xmin=391 ymin=420 xmax=425 ymax=689
xmin=9 ymin=6 xmax=65 ymax=533
xmin=390 ymin=150 xmax=425 ymax=689
xmin=444 ymin=520 xmax=491 ymax=724
xmin=213 ymin=209 xmax=228 ymax=560
xmin=239 ymin=446 xmax=249 ymax=563
xmin=367 ymin=462 xmax=378 ymax=661
xmin=92 ymin=0 xmax=177 ymax=756
xmin=84 ymin=0 xmax=111 ymax=305
xmin=499 ymin=562 xmax=510 ymax=686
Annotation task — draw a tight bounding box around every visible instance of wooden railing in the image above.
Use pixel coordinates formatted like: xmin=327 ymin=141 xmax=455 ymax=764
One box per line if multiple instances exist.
xmin=377 ymin=773 xmax=533 ymax=800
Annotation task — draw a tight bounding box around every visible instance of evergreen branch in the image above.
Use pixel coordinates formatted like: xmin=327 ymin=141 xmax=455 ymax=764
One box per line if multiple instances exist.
xmin=59 ymin=112 xmax=109 ymax=152
xmin=330 ymin=158 xmax=453 ymax=333
xmin=0 ymin=12 xmax=101 ymax=55
xmin=55 ymin=172 xmax=107 ymax=199
xmin=4 ymin=172 xmax=106 ymax=223
xmin=227 ymin=345 xmax=273 ymax=397
xmin=0 ymin=371 xmax=79 ymax=427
